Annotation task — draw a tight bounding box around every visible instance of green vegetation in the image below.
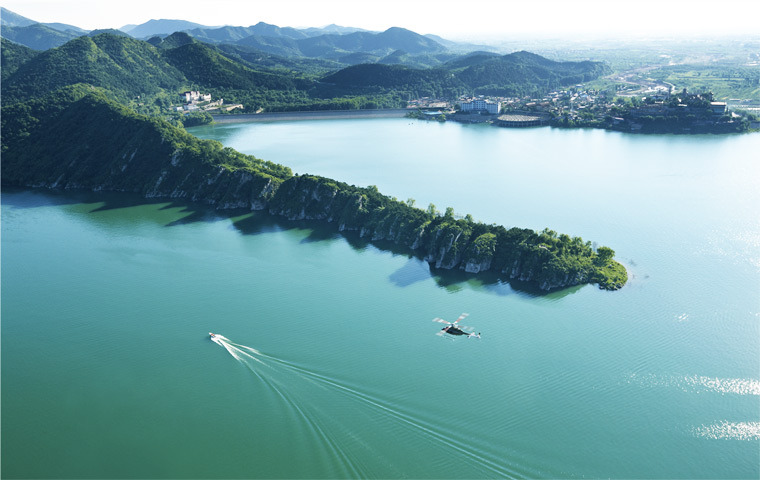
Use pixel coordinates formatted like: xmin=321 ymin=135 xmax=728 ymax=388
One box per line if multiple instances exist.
xmin=2 ymin=34 xmax=186 ymax=112
xmin=1 ymin=84 xmax=291 ymax=197
xmin=0 ymin=38 xmax=38 ymax=81
xmin=2 ymin=31 xmax=611 ymax=115
xmin=606 ymin=90 xmax=752 ymax=134
xmin=180 ymin=111 xmax=214 ymax=127
xmin=1 ymin=84 xmax=626 ymax=291
xmin=267 ymin=175 xmax=624 ymax=290
xmin=320 ymin=51 xmax=611 ymax=99
xmin=0 ymin=29 xmax=628 ymax=291
xmin=647 ymin=65 xmax=760 ymax=102
xmin=1 ymin=33 xmax=415 ymax=114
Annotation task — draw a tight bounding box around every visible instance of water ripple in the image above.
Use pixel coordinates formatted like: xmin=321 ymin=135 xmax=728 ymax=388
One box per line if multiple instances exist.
xmin=692 ymin=421 xmax=760 ymax=441
xmin=628 ymin=373 xmax=760 ymax=395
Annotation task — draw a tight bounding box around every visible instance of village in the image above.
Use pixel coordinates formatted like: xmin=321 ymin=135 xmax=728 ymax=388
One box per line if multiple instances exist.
xmin=407 ymin=85 xmax=758 ymax=133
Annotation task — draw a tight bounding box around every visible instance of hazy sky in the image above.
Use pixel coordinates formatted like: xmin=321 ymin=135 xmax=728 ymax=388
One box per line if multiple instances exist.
xmin=3 ymin=0 xmax=758 ymax=41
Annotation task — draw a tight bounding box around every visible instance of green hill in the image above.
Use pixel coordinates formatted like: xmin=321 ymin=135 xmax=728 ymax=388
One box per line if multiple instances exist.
xmin=2 ymin=34 xmax=186 ymax=105
xmin=214 ymin=43 xmax=344 ymax=76
xmin=161 ymin=40 xmax=300 ymax=91
xmin=320 ymin=50 xmax=610 ymax=98
xmin=455 ymin=51 xmax=611 ymax=96
xmin=1 ymin=84 xmax=290 ymax=201
xmin=1 ymin=32 xmax=319 ymax=113
xmin=295 ymin=27 xmax=446 ymax=59
xmin=1 ymin=38 xmax=38 ymax=81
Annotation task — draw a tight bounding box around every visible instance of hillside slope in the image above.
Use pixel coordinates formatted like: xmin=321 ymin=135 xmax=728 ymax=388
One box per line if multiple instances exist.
xmin=2 ymin=34 xmax=186 ymax=104
xmin=1 ymin=85 xmax=289 ymax=207
xmin=321 ymin=50 xmax=610 ymax=97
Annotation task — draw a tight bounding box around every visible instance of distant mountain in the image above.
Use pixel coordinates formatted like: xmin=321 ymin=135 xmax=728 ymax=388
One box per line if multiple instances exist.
xmin=372 ymin=27 xmax=447 ymax=54
xmin=378 ymin=49 xmax=458 ymax=69
xmin=0 ymin=23 xmax=82 ymax=50
xmin=337 ymin=52 xmax=381 ymax=65
xmin=235 ymin=34 xmax=303 ymax=58
xmin=300 ymin=24 xmax=373 ymax=36
xmin=172 ymin=24 xmax=448 ymax=60
xmin=424 ymin=34 xmax=497 ymax=53
xmin=183 ymin=25 xmax=264 ymax=44
xmin=41 ymin=22 xmax=88 ymax=34
xmin=321 ymin=63 xmax=454 ymax=91
xmin=161 ymin=39 xmax=300 ymax=91
xmin=213 ymin=43 xmax=344 ymax=74
xmin=121 ymin=19 xmax=210 ymax=38
xmin=0 ymin=7 xmax=88 ymax=49
xmin=87 ymin=29 xmax=131 ymax=38
xmin=296 ymin=27 xmax=447 ymax=58
xmin=1 ymin=7 xmax=87 ymax=33
xmin=322 ymin=50 xmax=610 ymax=98
xmin=443 ymin=51 xmax=502 ymax=69
xmin=148 ymin=31 xmax=196 ymax=49
xmin=1 ymin=7 xmax=36 ymax=27
xmin=184 ymin=22 xmax=310 ymax=44
xmin=454 ymin=50 xmax=611 ymax=95
xmin=151 ymin=22 xmax=377 ymax=46
xmin=247 ymin=21 xmax=309 ymax=39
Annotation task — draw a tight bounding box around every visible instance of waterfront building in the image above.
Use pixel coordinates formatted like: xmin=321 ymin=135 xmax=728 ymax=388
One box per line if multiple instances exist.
xmin=460 ymin=98 xmax=501 ymax=114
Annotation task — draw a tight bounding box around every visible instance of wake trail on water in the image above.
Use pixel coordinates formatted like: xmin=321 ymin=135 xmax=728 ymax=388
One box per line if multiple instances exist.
xmin=211 ymin=335 xmax=363 ymax=478
xmin=211 ymin=335 xmax=522 ymax=478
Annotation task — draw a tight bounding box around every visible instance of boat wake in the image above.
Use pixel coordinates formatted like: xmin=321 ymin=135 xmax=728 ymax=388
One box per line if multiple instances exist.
xmin=208 ymin=333 xmax=527 ymax=478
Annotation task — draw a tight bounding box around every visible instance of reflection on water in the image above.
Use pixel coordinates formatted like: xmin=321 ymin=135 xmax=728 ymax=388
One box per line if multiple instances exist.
xmin=693 ymin=422 xmax=760 ymax=441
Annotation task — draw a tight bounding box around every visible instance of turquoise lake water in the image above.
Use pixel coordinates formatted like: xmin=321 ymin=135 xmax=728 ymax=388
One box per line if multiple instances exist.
xmin=2 ymin=119 xmax=759 ymax=478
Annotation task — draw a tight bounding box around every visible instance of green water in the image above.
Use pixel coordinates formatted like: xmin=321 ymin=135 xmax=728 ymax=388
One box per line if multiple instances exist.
xmin=2 ymin=120 xmax=759 ymax=478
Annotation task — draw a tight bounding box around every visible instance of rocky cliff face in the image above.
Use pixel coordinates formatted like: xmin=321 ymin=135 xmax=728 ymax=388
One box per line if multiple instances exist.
xmin=261 ymin=176 xmax=611 ymax=291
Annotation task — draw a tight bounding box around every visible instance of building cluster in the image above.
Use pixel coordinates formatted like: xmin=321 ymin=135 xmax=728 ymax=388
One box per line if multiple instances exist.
xmin=410 ymin=86 xmax=752 ymax=132
xmin=177 ymin=91 xmax=243 ymax=112
xmin=182 ymin=91 xmax=211 ymax=104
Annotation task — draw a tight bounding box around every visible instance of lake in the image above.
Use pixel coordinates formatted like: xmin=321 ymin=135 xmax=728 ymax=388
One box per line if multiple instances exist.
xmin=2 ymin=119 xmax=759 ymax=478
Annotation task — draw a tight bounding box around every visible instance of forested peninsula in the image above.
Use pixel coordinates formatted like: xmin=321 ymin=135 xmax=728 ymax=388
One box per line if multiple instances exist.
xmin=1 ymin=85 xmax=627 ymax=291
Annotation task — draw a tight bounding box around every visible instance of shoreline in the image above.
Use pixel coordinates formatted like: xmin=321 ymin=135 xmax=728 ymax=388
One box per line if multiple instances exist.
xmin=211 ymin=109 xmax=409 ymax=124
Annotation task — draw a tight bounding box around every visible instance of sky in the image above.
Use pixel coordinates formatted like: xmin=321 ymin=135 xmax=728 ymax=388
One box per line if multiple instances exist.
xmin=2 ymin=0 xmax=759 ymax=41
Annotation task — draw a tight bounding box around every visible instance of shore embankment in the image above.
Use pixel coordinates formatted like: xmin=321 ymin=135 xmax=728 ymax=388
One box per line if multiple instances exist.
xmin=211 ymin=109 xmax=409 ymax=124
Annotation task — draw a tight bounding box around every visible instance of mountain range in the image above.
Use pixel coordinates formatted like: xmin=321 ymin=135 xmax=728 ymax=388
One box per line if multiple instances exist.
xmin=2 ymin=28 xmax=610 ymax=113
xmin=1 ymin=8 xmax=488 ymax=65
xmin=1 ymin=6 xmax=610 ymax=109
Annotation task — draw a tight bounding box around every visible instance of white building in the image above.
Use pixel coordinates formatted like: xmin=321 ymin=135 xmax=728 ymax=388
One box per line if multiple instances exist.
xmin=710 ymin=102 xmax=727 ymax=115
xmin=460 ymin=98 xmax=501 ymax=114
xmin=181 ymin=91 xmax=212 ymax=103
